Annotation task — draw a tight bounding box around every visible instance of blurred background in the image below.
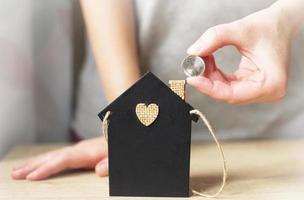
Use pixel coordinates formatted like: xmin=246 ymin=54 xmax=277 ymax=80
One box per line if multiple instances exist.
xmin=1 ymin=0 xmax=303 ymax=158
xmin=0 ymin=0 xmax=85 ymax=157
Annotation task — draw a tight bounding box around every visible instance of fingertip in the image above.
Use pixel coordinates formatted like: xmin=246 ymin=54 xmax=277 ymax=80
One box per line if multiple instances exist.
xmin=11 ymin=169 xmax=24 ymax=180
xmin=95 ymin=159 xmax=108 ymax=177
xmin=190 ymin=29 xmax=218 ymax=56
xmin=187 ymin=44 xmax=201 ymax=55
xmin=11 ymin=167 xmax=31 ymax=180
xmin=26 ymin=167 xmax=50 ymax=181
xmin=26 ymin=171 xmax=39 ymax=181
xmin=95 ymin=165 xmax=108 ymax=177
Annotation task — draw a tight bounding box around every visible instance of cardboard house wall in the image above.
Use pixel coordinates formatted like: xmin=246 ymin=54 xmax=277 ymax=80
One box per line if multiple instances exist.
xmin=98 ymin=72 xmax=197 ymax=197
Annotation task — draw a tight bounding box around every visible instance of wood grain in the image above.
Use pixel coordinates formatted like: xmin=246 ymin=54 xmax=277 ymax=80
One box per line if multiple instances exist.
xmin=0 ymin=139 xmax=304 ymax=200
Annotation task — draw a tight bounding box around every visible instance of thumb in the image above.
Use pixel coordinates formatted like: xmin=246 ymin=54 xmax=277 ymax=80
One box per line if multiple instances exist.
xmin=95 ymin=158 xmax=109 ymax=177
xmin=187 ymin=22 xmax=242 ymax=56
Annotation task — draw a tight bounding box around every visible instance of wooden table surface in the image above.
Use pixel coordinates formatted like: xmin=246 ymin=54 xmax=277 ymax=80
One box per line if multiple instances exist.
xmin=0 ymin=139 xmax=303 ymax=200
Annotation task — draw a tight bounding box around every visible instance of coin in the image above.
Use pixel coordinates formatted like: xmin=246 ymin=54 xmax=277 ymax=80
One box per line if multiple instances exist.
xmin=182 ymin=55 xmax=205 ymax=77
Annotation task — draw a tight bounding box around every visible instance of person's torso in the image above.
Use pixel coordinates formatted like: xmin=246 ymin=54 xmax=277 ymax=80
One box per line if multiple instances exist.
xmin=73 ymin=0 xmax=304 ymax=140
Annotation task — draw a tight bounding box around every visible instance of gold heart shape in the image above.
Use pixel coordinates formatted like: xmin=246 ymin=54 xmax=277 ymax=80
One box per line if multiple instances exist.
xmin=135 ymin=103 xmax=159 ymax=126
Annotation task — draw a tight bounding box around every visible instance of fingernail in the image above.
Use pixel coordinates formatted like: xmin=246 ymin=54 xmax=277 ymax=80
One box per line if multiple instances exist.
xmin=26 ymin=171 xmax=38 ymax=180
xmin=187 ymin=42 xmax=201 ymax=55
xmin=96 ymin=163 xmax=106 ymax=172
xmin=188 ymin=29 xmax=215 ymax=55
xmin=96 ymin=158 xmax=108 ymax=171
xmin=96 ymin=162 xmax=109 ymax=177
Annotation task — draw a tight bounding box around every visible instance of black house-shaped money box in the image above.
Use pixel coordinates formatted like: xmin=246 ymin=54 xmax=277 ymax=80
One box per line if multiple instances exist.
xmin=98 ymin=72 xmax=198 ymax=197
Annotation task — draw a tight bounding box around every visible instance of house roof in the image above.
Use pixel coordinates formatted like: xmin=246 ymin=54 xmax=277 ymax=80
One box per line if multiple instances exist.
xmin=98 ymin=72 xmax=198 ymax=122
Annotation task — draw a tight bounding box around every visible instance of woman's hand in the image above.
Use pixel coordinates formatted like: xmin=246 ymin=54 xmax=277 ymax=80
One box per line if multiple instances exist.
xmin=11 ymin=137 xmax=108 ymax=181
xmin=187 ymin=1 xmax=302 ymax=104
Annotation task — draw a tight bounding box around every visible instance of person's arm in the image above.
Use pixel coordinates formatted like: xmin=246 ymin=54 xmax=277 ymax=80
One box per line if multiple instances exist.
xmin=187 ymin=0 xmax=304 ymax=104
xmin=81 ymin=0 xmax=140 ymax=101
xmin=271 ymin=0 xmax=304 ymax=35
xmin=12 ymin=0 xmax=141 ymax=181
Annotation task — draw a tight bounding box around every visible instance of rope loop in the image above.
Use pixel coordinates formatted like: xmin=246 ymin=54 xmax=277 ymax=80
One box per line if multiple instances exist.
xmin=190 ymin=109 xmax=227 ymax=198
xmin=102 ymin=111 xmax=111 ymax=142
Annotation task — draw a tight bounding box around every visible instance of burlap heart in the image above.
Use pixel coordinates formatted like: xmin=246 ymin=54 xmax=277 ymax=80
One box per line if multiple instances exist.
xmin=135 ymin=103 xmax=159 ymax=126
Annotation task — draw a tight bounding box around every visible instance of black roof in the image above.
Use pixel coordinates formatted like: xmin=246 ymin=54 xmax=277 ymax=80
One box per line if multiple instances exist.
xmin=98 ymin=72 xmax=198 ymax=122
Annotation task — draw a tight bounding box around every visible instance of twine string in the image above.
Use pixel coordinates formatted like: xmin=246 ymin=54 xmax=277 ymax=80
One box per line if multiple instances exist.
xmin=101 ymin=109 xmax=226 ymax=198
xmin=102 ymin=111 xmax=111 ymax=142
xmin=190 ymin=109 xmax=227 ymax=198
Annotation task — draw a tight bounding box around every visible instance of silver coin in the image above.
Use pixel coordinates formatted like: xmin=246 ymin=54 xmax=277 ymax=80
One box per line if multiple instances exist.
xmin=182 ymin=55 xmax=205 ymax=77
